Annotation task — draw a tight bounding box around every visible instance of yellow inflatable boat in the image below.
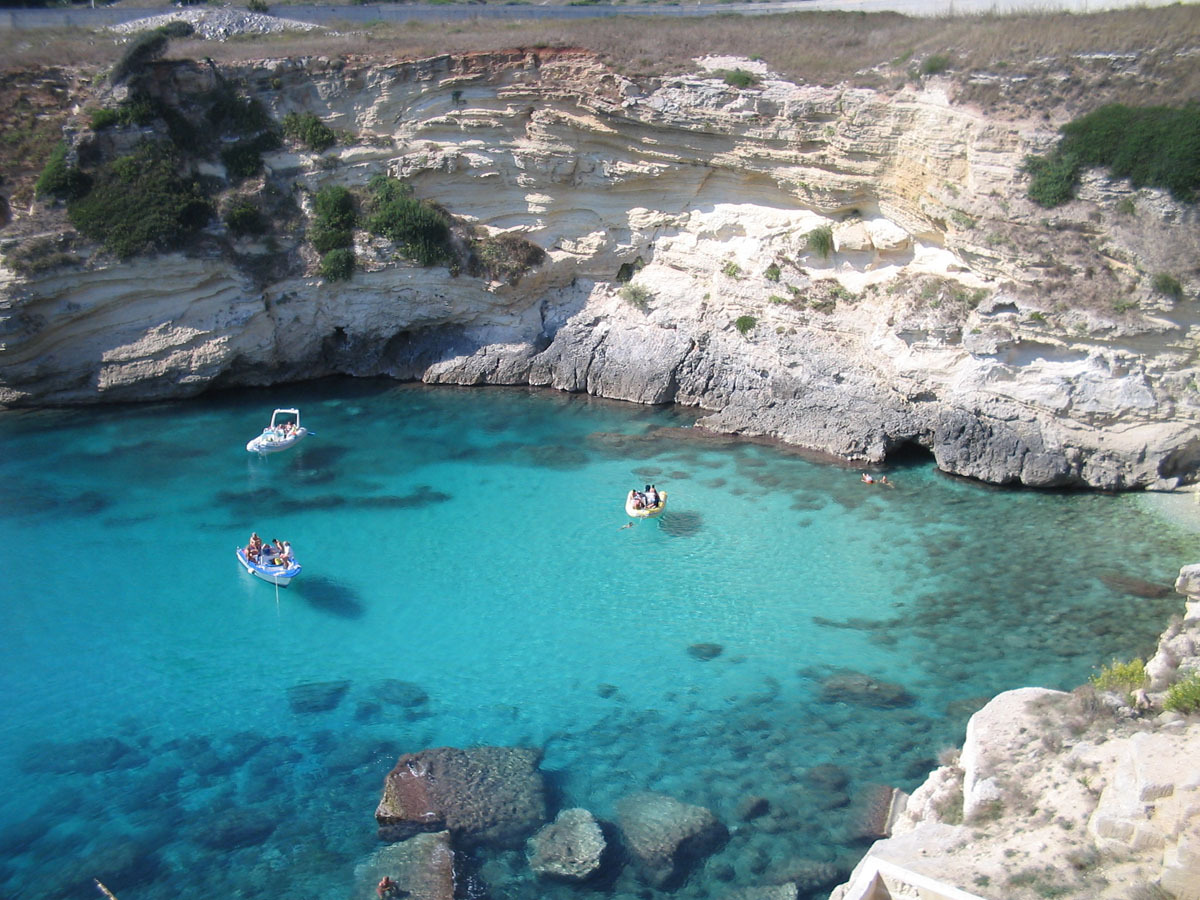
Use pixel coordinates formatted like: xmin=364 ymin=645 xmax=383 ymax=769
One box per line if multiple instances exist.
xmin=626 ymin=490 xmax=667 ymax=518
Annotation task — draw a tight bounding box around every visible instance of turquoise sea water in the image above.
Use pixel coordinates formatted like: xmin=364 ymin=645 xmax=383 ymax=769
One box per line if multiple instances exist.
xmin=0 ymin=378 xmax=1191 ymax=900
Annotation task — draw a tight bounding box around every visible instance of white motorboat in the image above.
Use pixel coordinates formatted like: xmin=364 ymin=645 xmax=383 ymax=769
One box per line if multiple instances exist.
xmin=246 ymin=408 xmax=309 ymax=454
xmin=236 ymin=545 xmax=301 ymax=587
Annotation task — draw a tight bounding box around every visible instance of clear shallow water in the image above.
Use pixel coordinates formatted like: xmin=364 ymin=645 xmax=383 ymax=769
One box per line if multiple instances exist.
xmin=0 ymin=378 xmax=1190 ymax=900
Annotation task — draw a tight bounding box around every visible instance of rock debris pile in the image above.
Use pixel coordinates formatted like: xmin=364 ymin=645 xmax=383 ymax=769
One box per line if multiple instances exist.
xmin=109 ymin=8 xmax=323 ymax=40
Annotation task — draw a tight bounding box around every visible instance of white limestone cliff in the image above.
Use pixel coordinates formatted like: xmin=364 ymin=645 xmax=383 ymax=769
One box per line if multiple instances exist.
xmin=830 ymin=563 xmax=1200 ymax=900
xmin=2 ymin=50 xmax=1198 ymax=488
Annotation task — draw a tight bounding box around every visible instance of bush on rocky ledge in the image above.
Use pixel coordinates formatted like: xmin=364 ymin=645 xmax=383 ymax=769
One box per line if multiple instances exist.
xmin=34 ymin=142 xmax=90 ymax=202
xmin=66 ymin=141 xmax=212 ymax=258
xmin=366 ymin=175 xmax=451 ymax=267
xmin=282 ymin=111 xmax=336 ymax=153
xmin=1027 ymin=103 xmax=1200 ymax=207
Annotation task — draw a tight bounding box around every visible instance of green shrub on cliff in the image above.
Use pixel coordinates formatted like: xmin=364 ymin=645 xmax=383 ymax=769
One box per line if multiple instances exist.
xmin=282 ymin=112 xmax=336 ymax=153
xmin=1089 ymin=658 xmax=1146 ymax=696
xmin=735 ymin=315 xmax=757 ymax=335
xmin=110 ymin=30 xmax=169 ymax=85
xmin=1027 ymin=103 xmax=1200 ymax=208
xmin=473 ymin=232 xmax=544 ymax=282
xmin=1164 ymin=673 xmax=1200 ymax=714
xmin=35 ymin=142 xmax=90 ymax=201
xmin=806 ymin=225 xmax=834 ymax=259
xmin=718 ymin=68 xmax=760 ymax=89
xmin=319 ymin=247 xmax=355 ymax=281
xmin=223 ymin=197 xmax=267 ymax=237
xmin=1152 ymin=272 xmax=1184 ymax=301
xmin=366 ymin=175 xmax=451 ymax=267
xmin=220 ymin=132 xmax=282 ymax=180
xmin=67 ymin=141 xmax=212 ymax=258
xmin=920 ymin=53 xmax=951 ymax=76
xmin=620 ymin=283 xmax=651 ymax=311
xmin=314 ymin=184 xmax=356 ymax=231
xmin=206 ymin=87 xmax=274 ymax=138
xmin=307 ymin=184 xmax=356 ymax=253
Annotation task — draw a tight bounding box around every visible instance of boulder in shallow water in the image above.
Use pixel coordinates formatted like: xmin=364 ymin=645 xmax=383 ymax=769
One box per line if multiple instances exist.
xmin=195 ymin=806 xmax=277 ymax=850
xmin=735 ymin=795 xmax=770 ymax=821
xmin=1100 ymin=571 xmax=1172 ymax=598
xmin=764 ymin=857 xmax=842 ymax=894
xmin=846 ymin=784 xmax=905 ymax=842
xmin=287 ymin=680 xmax=351 ymax=714
xmin=687 ymin=642 xmax=723 ymax=660
xmin=376 ymin=746 xmax=547 ymax=849
xmin=527 ymin=807 xmax=606 ymax=881
xmin=373 ymin=679 xmax=430 ymax=708
xmin=354 ymin=830 xmax=456 ymax=900
xmin=615 ymin=791 xmax=727 ymax=889
xmin=721 ymin=885 xmax=798 ymax=900
xmin=819 ymin=671 xmax=915 ymax=708
xmin=804 ymin=763 xmax=849 ymax=792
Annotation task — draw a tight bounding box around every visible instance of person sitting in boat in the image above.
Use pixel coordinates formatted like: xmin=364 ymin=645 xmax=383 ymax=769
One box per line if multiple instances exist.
xmin=279 ymin=541 xmax=294 ymax=566
xmin=629 ymin=489 xmax=645 ymax=510
xmin=247 ymin=533 xmax=264 ymax=561
xmin=644 ymin=484 xmax=661 ymax=508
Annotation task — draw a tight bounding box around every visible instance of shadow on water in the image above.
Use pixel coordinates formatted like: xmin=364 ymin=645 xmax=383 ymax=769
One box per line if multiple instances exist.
xmin=0 ymin=481 xmax=112 ymax=520
xmin=288 ymin=442 xmax=350 ymax=470
xmin=215 ymin=485 xmax=451 ymax=517
xmin=659 ymin=510 xmax=703 ymax=537
xmin=292 ymin=576 xmax=366 ymax=619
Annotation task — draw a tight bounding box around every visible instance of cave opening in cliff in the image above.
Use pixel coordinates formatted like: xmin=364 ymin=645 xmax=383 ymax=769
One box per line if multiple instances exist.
xmin=884 ymin=439 xmax=934 ymax=469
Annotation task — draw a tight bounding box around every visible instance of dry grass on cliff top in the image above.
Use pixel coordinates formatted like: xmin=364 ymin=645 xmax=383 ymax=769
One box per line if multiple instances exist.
xmin=2 ymin=5 xmax=1200 ymax=110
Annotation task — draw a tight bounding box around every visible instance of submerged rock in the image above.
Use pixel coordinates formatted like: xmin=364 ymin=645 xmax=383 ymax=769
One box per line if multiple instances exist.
xmin=376 ymin=746 xmax=547 ymax=849
xmin=526 ymin=807 xmax=606 ymax=881
xmin=354 ymin=830 xmax=456 ymax=900
xmin=287 ymin=680 xmax=351 ymax=714
xmin=615 ymin=791 xmax=728 ymax=889
xmin=687 ymin=642 xmax=723 ymax=661
xmin=1100 ymin=572 xmax=1172 ymax=598
xmin=721 ymin=885 xmax=798 ymax=900
xmin=846 ymin=785 xmax=905 ymax=842
xmin=195 ymin=806 xmax=277 ymax=850
xmin=818 ymin=671 xmax=915 ymax=709
xmin=373 ymin=679 xmax=430 ymax=708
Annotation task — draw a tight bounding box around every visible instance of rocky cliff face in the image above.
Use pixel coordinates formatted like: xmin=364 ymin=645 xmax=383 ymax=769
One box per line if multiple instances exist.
xmin=830 ymin=563 xmax=1200 ymax=900
xmin=2 ymin=49 xmax=1198 ymax=488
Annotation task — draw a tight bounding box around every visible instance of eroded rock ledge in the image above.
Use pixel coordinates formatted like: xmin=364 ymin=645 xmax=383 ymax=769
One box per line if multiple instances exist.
xmin=830 ymin=562 xmax=1200 ymax=900
xmin=2 ymin=50 xmax=1198 ymax=489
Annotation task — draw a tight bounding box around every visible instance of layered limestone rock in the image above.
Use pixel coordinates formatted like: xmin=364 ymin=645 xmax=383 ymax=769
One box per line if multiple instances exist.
xmin=3 ymin=50 xmax=1198 ymax=488
xmin=830 ymin=564 xmax=1200 ymax=900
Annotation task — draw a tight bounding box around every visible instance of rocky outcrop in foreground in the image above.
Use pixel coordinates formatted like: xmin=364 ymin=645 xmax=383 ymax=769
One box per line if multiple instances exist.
xmin=372 ymin=745 xmax=728 ymax=895
xmin=2 ymin=48 xmax=1198 ymax=488
xmin=375 ymin=745 xmax=547 ymax=847
xmin=830 ymin=563 xmax=1200 ymax=900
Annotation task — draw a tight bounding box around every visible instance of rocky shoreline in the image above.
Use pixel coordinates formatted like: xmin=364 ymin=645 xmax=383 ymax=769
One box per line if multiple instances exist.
xmin=2 ymin=40 xmax=1198 ymax=490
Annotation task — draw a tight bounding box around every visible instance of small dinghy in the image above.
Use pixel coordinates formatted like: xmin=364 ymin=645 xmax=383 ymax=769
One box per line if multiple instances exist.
xmin=236 ymin=545 xmax=301 ymax=587
xmin=246 ymin=408 xmax=309 ymax=454
xmin=626 ymin=489 xmax=667 ymax=518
